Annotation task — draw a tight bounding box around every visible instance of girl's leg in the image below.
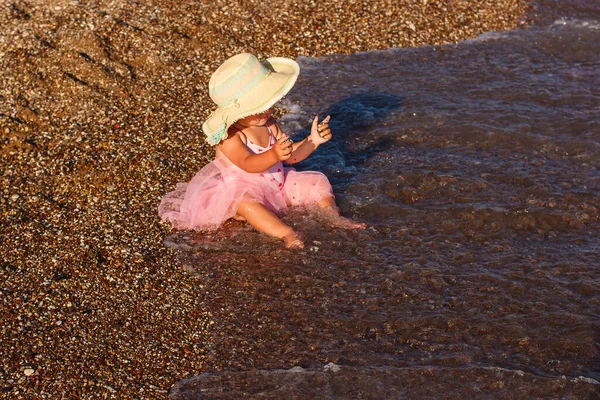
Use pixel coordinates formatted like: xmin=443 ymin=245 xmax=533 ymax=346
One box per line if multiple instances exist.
xmin=317 ymin=196 xmax=366 ymax=229
xmin=237 ymin=200 xmax=304 ymax=249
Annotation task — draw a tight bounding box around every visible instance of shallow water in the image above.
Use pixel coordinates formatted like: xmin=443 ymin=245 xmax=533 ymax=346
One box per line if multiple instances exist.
xmin=168 ymin=18 xmax=600 ymax=399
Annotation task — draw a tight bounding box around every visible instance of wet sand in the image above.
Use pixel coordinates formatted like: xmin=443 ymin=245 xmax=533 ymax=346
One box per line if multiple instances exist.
xmin=0 ymin=0 xmax=587 ymax=398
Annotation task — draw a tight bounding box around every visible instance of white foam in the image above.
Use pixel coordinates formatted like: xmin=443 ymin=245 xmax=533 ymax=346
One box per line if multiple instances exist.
xmin=552 ymin=18 xmax=600 ymax=30
xmin=469 ymin=30 xmax=513 ymax=42
xmin=572 ymin=376 xmax=600 ymax=385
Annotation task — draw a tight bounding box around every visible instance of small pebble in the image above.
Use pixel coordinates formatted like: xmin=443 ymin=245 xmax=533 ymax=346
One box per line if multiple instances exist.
xmin=324 ymin=362 xmax=341 ymax=372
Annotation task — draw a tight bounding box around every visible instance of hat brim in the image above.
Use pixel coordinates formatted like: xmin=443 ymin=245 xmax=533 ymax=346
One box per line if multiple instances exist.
xmin=202 ymin=57 xmax=300 ymax=145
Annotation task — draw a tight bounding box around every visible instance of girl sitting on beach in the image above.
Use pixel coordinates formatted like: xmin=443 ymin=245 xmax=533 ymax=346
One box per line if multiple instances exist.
xmin=158 ymin=53 xmax=364 ymax=249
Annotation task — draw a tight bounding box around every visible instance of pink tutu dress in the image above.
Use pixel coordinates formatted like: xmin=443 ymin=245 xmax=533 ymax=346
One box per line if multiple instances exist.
xmin=158 ymin=127 xmax=334 ymax=230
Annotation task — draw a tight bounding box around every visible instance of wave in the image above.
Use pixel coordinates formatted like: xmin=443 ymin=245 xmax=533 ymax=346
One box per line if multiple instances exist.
xmin=171 ymin=364 xmax=600 ymax=399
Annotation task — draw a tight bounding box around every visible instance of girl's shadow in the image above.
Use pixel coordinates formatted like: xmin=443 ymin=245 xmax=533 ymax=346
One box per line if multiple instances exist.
xmin=290 ymin=92 xmax=403 ymax=181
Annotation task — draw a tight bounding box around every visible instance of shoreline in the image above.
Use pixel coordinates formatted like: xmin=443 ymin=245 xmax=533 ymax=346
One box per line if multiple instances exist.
xmin=0 ymin=0 xmax=592 ymax=397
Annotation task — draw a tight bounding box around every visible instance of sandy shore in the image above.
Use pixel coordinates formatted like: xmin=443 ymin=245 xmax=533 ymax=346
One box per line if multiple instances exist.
xmin=1 ymin=0 xmax=551 ymax=397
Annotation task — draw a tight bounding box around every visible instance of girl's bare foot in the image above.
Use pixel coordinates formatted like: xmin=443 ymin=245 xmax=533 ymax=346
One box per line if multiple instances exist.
xmin=283 ymin=232 xmax=304 ymax=249
xmin=319 ymin=206 xmax=367 ymax=229
xmin=332 ymin=215 xmax=367 ymax=230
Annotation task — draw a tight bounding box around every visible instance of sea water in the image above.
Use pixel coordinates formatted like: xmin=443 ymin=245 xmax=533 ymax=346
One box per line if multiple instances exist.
xmin=167 ymin=16 xmax=600 ymax=400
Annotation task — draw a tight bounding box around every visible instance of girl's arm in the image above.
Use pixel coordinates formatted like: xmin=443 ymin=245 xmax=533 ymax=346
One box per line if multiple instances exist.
xmin=285 ymin=115 xmax=332 ymax=165
xmin=217 ymin=128 xmax=292 ymax=173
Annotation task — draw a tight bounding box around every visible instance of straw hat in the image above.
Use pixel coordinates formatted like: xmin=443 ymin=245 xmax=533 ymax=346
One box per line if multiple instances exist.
xmin=202 ymin=53 xmax=300 ymax=145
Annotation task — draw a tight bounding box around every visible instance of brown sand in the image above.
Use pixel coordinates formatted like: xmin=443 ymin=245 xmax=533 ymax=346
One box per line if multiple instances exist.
xmin=1 ymin=0 xmax=540 ymax=398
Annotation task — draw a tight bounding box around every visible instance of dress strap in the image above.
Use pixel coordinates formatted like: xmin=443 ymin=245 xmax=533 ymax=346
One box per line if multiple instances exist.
xmin=239 ymin=125 xmax=274 ymax=148
xmin=238 ymin=131 xmax=248 ymax=145
xmin=266 ymin=124 xmax=275 ymax=146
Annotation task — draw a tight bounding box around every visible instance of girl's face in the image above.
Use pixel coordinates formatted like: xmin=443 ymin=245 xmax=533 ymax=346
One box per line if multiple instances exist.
xmin=236 ymin=108 xmax=273 ymax=127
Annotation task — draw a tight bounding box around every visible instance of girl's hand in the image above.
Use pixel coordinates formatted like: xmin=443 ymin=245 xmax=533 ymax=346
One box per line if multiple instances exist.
xmin=273 ymin=129 xmax=293 ymax=161
xmin=310 ymin=115 xmax=332 ymax=146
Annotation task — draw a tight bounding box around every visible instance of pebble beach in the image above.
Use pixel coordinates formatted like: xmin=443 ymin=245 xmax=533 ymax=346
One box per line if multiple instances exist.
xmin=1 ymin=0 xmax=584 ymax=398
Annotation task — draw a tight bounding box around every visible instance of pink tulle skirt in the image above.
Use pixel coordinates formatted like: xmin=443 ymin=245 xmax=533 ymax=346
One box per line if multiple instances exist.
xmin=158 ymin=157 xmax=334 ymax=230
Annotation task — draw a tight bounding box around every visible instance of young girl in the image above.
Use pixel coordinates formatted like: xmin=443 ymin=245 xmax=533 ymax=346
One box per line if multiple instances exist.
xmin=158 ymin=53 xmax=364 ymax=249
